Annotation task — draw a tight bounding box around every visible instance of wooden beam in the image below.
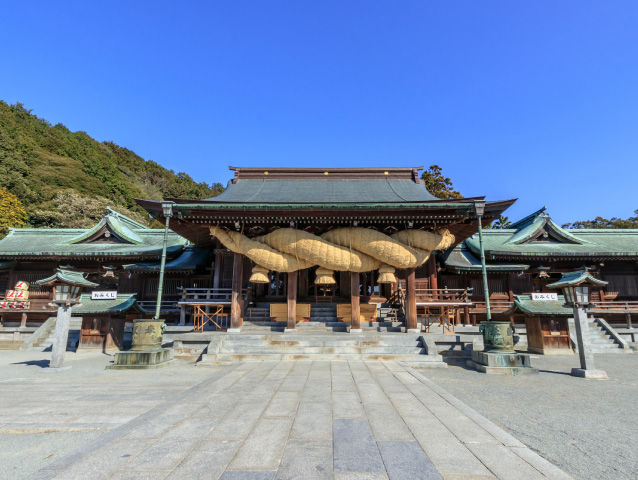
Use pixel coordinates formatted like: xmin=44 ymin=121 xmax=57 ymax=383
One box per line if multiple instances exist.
xmin=230 ymin=252 xmax=243 ymax=329
xmin=427 ymin=256 xmax=438 ymax=290
xmin=287 ymin=270 xmax=298 ymax=331
xmin=406 ymin=268 xmax=418 ymax=331
xmin=350 ymin=272 xmax=361 ymax=331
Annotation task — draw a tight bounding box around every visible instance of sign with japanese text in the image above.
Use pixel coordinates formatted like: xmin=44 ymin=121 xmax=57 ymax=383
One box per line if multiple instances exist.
xmin=532 ymin=293 xmax=558 ymax=301
xmin=91 ymin=291 xmax=117 ymax=300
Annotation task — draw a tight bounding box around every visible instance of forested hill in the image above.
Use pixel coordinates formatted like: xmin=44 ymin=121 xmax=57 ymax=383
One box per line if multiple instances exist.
xmin=0 ymin=101 xmax=223 ymax=228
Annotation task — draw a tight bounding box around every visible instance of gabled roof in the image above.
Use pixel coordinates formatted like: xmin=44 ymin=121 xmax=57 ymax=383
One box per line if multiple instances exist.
xmin=0 ymin=209 xmax=188 ymax=259
xmin=35 ymin=268 xmax=99 ymax=287
xmin=547 ymin=269 xmax=608 ymax=289
xmin=440 ymin=243 xmax=529 ymax=273
xmin=72 ymin=293 xmax=146 ymax=315
xmin=503 ymin=294 xmax=573 ymax=316
xmin=464 ymin=209 xmax=638 ymax=259
xmin=123 ymin=245 xmax=211 ymax=272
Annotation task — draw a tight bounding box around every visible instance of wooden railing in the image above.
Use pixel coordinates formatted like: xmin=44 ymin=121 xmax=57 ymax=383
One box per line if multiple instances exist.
xmin=137 ymin=300 xmax=180 ymax=313
xmin=591 ymin=301 xmax=638 ymax=313
xmin=178 ymin=287 xmax=246 ymax=304
xmin=470 ymin=299 xmax=512 ymax=312
xmin=415 ymin=288 xmax=473 ymax=304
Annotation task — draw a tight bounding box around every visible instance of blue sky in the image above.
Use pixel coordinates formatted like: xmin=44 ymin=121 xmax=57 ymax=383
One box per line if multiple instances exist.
xmin=1 ymin=1 xmax=637 ymax=225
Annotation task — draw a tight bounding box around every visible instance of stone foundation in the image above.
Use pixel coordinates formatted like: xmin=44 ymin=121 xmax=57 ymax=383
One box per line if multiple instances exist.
xmin=467 ymin=351 xmax=538 ymax=375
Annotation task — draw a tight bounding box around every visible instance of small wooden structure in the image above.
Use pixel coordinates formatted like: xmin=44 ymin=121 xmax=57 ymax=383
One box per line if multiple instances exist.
xmin=73 ymin=293 xmax=145 ymax=353
xmin=503 ymin=295 xmax=573 ymax=355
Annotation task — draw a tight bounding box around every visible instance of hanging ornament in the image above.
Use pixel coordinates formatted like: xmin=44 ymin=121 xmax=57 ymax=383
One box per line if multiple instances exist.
xmin=314 ymin=267 xmax=336 ymax=285
xmin=249 ymin=265 xmax=270 ymax=284
xmin=377 ymin=265 xmax=397 ymax=284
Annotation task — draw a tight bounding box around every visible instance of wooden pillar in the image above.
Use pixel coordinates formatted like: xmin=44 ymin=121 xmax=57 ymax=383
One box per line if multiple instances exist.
xmin=20 ymin=312 xmax=27 ymax=328
xmin=341 ymin=272 xmax=350 ymax=297
xmin=287 ymin=271 xmax=298 ymax=331
xmin=627 ymin=312 xmax=633 ymax=329
xmin=507 ymin=274 xmax=514 ymax=302
xmin=230 ymin=252 xmax=243 ymax=330
xmin=299 ymin=269 xmax=308 ymax=300
xmin=427 ymin=255 xmax=438 ymax=290
xmin=464 ymin=305 xmax=470 ymax=325
xmin=350 ymin=272 xmax=361 ymax=331
xmin=213 ymin=250 xmax=222 ymax=290
xmin=406 ymin=268 xmax=418 ymax=331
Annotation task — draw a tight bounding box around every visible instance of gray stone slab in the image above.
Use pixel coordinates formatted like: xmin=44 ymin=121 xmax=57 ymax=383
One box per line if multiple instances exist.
xmin=362 ymin=404 xmax=414 ymax=442
xmin=276 ymin=439 xmax=333 ymax=480
xmin=229 ymin=417 xmax=294 ymax=471
xmin=264 ymin=391 xmax=301 ymax=417
xmin=126 ymin=438 xmax=199 ymax=472
xmin=332 ymin=391 xmax=366 ymax=419
xmin=168 ymin=439 xmax=242 ymax=479
xmin=208 ymin=403 xmax=268 ymax=439
xmin=466 ymin=443 xmax=546 ymax=480
xmin=333 ymin=419 xmax=385 ymax=473
xmin=290 ymin=402 xmax=332 ymax=440
xmin=220 ymin=472 xmax=276 ymax=480
xmin=377 ymin=441 xmax=442 ymax=480
xmin=333 ymin=473 xmax=389 ymax=480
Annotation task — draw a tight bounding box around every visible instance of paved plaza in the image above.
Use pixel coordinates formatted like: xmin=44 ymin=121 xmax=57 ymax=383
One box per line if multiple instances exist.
xmin=0 ymin=352 xmax=572 ymax=480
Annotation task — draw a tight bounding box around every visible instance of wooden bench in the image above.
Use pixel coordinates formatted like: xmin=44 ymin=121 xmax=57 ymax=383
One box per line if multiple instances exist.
xmin=247 ymin=308 xmax=269 ymax=320
xmin=336 ymin=304 xmax=377 ymax=323
xmin=270 ymin=303 xmax=311 ymax=323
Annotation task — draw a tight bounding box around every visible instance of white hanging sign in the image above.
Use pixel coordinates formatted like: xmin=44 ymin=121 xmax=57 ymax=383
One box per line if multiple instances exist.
xmin=532 ymin=293 xmax=558 ymax=301
xmin=91 ymin=291 xmax=117 ymax=300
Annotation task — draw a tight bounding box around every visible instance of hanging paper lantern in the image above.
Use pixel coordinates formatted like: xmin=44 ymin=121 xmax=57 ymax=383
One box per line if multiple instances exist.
xmin=249 ymin=265 xmax=270 ymax=284
xmin=314 ymin=267 xmax=336 ymax=285
xmin=377 ymin=265 xmax=397 ymax=284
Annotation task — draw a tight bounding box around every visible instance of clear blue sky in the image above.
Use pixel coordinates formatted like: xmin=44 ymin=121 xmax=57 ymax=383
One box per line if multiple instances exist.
xmin=1 ymin=1 xmax=637 ymax=225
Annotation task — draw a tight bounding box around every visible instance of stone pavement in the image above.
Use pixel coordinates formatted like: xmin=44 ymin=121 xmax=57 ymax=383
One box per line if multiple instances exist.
xmin=8 ymin=359 xmax=572 ymax=480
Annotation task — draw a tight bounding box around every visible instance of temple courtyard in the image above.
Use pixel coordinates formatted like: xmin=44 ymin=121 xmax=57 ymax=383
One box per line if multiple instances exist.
xmin=0 ymin=353 xmax=635 ymax=480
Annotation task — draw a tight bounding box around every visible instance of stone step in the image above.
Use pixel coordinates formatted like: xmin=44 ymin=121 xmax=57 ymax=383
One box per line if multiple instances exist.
xmin=201 ymin=353 xmax=445 ymax=364
xmin=217 ymin=346 xmax=426 ymax=355
xmin=219 ymin=339 xmax=423 ymax=348
xmin=0 ymin=340 xmax=23 ymax=350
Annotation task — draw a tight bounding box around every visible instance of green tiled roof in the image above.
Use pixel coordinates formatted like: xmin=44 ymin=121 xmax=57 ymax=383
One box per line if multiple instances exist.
xmin=465 ymin=209 xmax=638 ymax=259
xmin=123 ymin=245 xmax=210 ymax=272
xmin=0 ymin=209 xmax=188 ymax=259
xmin=35 ymin=268 xmax=99 ymax=287
xmin=547 ymin=270 xmax=608 ymax=289
xmin=441 ymin=244 xmax=529 ymax=273
xmin=73 ymin=293 xmax=146 ymax=314
xmin=504 ymin=295 xmax=573 ymax=316
xmin=204 ymin=178 xmax=440 ymax=203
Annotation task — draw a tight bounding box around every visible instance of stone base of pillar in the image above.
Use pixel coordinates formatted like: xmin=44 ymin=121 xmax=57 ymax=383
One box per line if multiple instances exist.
xmin=348 ymin=328 xmax=362 ymax=333
xmin=107 ymin=348 xmax=174 ymax=370
xmin=41 ymin=366 xmax=72 ymax=372
xmin=407 ymin=329 xmax=421 ymax=334
xmin=467 ymin=351 xmax=539 ymax=375
xmin=284 ymin=328 xmax=296 ymax=333
xmin=226 ymin=328 xmax=241 ymax=333
xmin=571 ymin=368 xmax=608 ymax=379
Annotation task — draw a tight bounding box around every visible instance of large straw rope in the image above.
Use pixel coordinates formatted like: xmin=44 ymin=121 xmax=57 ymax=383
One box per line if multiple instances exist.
xmin=210 ymin=226 xmax=454 ymax=273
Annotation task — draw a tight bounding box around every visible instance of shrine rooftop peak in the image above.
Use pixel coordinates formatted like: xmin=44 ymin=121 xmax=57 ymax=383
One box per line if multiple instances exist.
xmin=135 ymin=166 xmax=516 ymax=248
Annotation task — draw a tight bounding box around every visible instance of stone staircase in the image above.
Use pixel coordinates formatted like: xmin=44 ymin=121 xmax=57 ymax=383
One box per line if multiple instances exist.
xmin=568 ymin=318 xmax=629 ymax=354
xmin=198 ymin=332 xmax=445 ymax=367
xmin=31 ymin=318 xmax=82 ymax=351
xmin=243 ymin=303 xmax=405 ymax=333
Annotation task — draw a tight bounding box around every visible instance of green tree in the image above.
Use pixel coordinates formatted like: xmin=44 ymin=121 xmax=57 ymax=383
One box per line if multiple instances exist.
xmin=421 ymin=165 xmax=463 ymax=199
xmin=489 ymin=215 xmax=512 ymax=229
xmin=0 ymin=187 xmax=27 ymax=237
xmin=562 ymin=210 xmax=638 ymax=229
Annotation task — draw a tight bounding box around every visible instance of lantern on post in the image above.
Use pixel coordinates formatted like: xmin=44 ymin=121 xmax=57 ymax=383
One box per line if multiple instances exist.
xmin=35 ymin=268 xmax=98 ymax=371
xmin=108 ymin=202 xmax=175 ymax=369
xmin=548 ymin=269 xmax=608 ymax=379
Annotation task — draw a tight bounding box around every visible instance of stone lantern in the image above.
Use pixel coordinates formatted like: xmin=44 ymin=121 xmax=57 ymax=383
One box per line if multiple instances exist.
xmin=548 ymin=269 xmax=608 ymax=379
xmin=35 ymin=268 xmax=98 ymax=371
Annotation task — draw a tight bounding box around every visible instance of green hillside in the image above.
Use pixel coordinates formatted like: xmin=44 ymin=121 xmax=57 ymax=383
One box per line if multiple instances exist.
xmin=0 ymin=101 xmax=223 ymax=228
